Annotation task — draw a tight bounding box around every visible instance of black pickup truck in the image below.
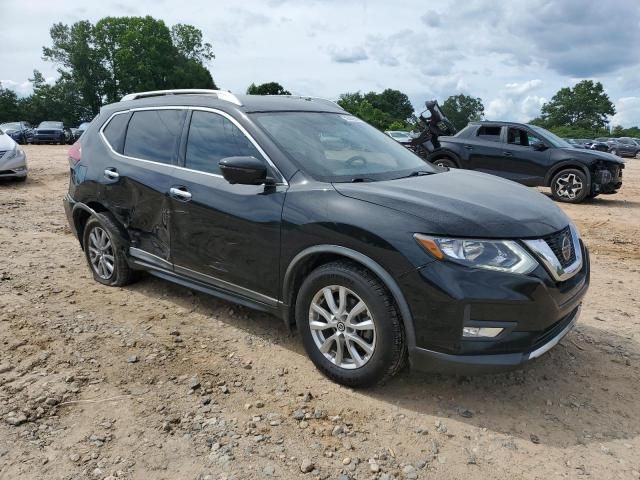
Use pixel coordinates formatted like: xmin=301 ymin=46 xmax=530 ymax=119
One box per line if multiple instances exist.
xmin=428 ymin=121 xmax=624 ymax=203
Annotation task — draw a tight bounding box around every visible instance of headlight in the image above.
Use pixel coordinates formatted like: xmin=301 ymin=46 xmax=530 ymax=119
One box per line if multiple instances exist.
xmin=5 ymin=146 xmax=24 ymax=160
xmin=415 ymin=234 xmax=538 ymax=274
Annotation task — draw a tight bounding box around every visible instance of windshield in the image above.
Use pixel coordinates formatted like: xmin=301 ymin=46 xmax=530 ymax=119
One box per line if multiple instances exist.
xmin=252 ymin=112 xmax=434 ymax=182
xmin=39 ymin=121 xmax=63 ymax=129
xmin=529 ymin=125 xmax=572 ymax=148
xmin=0 ymin=122 xmax=20 ymax=131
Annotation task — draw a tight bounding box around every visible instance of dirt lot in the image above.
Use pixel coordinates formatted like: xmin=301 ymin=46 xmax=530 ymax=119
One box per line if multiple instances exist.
xmin=1 ymin=145 xmax=639 ymax=480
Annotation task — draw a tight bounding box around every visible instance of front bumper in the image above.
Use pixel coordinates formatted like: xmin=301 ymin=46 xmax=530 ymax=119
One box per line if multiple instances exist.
xmin=0 ymin=152 xmax=28 ymax=178
xmin=401 ymin=241 xmax=590 ymax=373
xmin=33 ymin=133 xmax=65 ymax=143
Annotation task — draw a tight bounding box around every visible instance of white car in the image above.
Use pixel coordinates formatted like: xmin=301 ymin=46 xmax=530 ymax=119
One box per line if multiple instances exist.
xmin=0 ymin=127 xmax=28 ymax=181
xmin=384 ymin=130 xmax=412 ymax=145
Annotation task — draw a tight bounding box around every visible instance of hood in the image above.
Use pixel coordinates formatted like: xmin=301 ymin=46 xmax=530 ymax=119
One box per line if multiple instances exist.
xmin=559 ymin=147 xmax=624 ymax=165
xmin=0 ymin=134 xmax=17 ymax=151
xmin=333 ymin=170 xmax=570 ymax=239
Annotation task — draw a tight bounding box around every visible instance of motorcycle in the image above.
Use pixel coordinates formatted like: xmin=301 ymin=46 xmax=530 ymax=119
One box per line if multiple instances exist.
xmin=408 ymin=100 xmax=456 ymax=160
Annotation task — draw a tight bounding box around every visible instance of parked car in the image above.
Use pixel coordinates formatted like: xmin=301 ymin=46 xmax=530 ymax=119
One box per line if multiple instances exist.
xmin=72 ymin=122 xmax=91 ymax=142
xmin=64 ymin=89 xmax=589 ymax=386
xmin=582 ymin=139 xmax=609 ymax=152
xmin=33 ymin=121 xmax=69 ymax=145
xmin=0 ymin=127 xmax=28 ymax=181
xmin=431 ymin=121 xmax=624 ymax=203
xmin=595 ymin=137 xmax=640 ymax=157
xmin=385 ymin=130 xmax=412 ymax=145
xmin=0 ymin=121 xmax=33 ymax=144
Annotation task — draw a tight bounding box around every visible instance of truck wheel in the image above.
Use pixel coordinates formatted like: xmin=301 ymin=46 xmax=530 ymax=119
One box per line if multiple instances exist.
xmin=296 ymin=261 xmax=406 ymax=387
xmin=550 ymin=169 xmax=588 ymax=203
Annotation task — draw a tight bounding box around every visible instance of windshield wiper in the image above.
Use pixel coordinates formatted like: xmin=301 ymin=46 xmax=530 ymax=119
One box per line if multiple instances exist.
xmin=350 ymin=177 xmax=376 ymax=183
xmin=396 ymin=170 xmax=435 ymax=179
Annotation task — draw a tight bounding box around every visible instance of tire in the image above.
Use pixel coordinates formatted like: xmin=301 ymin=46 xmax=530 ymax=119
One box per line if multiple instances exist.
xmin=432 ymin=157 xmax=457 ymax=168
xmin=295 ymin=260 xmax=406 ymax=387
xmin=82 ymin=213 xmax=137 ymax=287
xmin=550 ymin=168 xmax=589 ymax=203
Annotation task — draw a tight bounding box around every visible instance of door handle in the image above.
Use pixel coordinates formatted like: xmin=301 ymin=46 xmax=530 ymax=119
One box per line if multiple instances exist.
xmin=503 ymin=151 xmax=513 ymax=157
xmin=104 ymin=168 xmax=119 ymax=180
xmin=170 ymin=186 xmax=192 ymax=202
xmin=464 ymin=145 xmax=473 ymax=150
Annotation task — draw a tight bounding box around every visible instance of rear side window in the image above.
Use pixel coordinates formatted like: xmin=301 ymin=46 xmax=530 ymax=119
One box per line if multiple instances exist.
xmin=476 ymin=126 xmax=502 ymax=142
xmin=102 ymin=113 xmax=130 ymax=154
xmin=185 ymin=111 xmax=262 ymax=175
xmin=124 ymin=109 xmax=186 ymax=164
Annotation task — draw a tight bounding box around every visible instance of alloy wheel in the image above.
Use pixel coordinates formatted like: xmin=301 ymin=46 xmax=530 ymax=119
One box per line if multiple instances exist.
xmin=88 ymin=226 xmax=115 ymax=279
xmin=308 ymin=285 xmax=376 ymax=369
xmin=554 ymin=172 xmax=583 ymax=200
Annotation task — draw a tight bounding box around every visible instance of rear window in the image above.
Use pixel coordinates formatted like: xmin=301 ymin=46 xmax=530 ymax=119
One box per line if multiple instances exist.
xmin=102 ymin=113 xmax=130 ymax=154
xmin=477 ymin=125 xmax=501 ymax=142
xmin=123 ymin=110 xmax=186 ymax=164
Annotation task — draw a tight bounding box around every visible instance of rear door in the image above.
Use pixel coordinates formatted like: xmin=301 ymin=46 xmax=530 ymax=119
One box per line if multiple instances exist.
xmin=169 ymin=109 xmax=287 ymax=304
xmin=462 ymin=124 xmax=507 ymax=173
xmin=99 ymin=108 xmax=186 ymax=269
xmin=498 ymin=126 xmax=550 ymax=185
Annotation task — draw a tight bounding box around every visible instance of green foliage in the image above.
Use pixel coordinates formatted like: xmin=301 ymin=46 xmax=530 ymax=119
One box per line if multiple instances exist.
xmin=27 ymin=15 xmax=217 ymax=125
xmin=246 ymin=82 xmax=291 ymax=95
xmin=0 ymin=83 xmax=20 ymax=123
xmin=534 ymin=80 xmax=615 ymax=131
xmin=337 ymin=89 xmax=414 ymax=130
xmin=440 ymin=94 xmax=484 ymax=131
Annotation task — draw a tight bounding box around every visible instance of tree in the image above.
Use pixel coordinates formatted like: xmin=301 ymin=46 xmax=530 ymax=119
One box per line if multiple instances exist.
xmin=42 ymin=16 xmax=216 ymax=111
xmin=440 ymin=94 xmax=484 ymax=131
xmin=533 ymin=80 xmax=615 ymax=131
xmin=0 ymin=83 xmax=20 ymax=123
xmin=246 ymin=82 xmax=291 ymax=95
xmin=337 ymin=89 xmax=414 ymax=130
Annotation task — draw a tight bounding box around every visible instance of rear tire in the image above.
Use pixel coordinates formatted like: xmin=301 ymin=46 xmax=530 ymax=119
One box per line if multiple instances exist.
xmin=82 ymin=214 xmax=137 ymax=287
xmin=550 ymin=169 xmax=588 ymax=203
xmin=295 ymin=260 xmax=406 ymax=387
xmin=432 ymin=157 xmax=457 ymax=168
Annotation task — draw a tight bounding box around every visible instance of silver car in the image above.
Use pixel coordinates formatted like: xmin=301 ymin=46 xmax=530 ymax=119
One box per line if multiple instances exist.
xmin=0 ymin=127 xmax=28 ymax=181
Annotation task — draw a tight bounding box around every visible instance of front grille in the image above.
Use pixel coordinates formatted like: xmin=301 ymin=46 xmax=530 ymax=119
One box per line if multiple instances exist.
xmin=542 ymin=226 xmax=576 ymax=268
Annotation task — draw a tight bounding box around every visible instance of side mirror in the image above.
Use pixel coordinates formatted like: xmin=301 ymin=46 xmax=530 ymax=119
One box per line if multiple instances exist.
xmin=219 ymin=156 xmax=272 ymax=185
xmin=531 ymin=141 xmax=546 ymax=151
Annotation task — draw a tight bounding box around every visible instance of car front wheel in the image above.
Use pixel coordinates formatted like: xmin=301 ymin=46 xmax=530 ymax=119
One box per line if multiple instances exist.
xmin=296 ymin=261 xmax=406 ymax=387
xmin=432 ymin=157 xmax=457 ymax=168
xmin=550 ymin=169 xmax=588 ymax=203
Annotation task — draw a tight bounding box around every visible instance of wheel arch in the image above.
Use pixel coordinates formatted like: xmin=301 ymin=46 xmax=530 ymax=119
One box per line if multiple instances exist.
xmin=282 ymin=245 xmax=417 ymax=350
xmin=72 ymin=202 xmax=128 ymax=250
xmin=545 ymin=161 xmax=592 ymax=187
xmin=428 ymin=148 xmax=461 ymax=167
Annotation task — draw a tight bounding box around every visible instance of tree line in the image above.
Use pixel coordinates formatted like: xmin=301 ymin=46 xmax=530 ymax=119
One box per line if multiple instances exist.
xmin=0 ymin=15 xmax=638 ymax=138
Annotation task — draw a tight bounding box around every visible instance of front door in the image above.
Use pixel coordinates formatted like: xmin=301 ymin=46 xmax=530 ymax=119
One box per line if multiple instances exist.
xmin=169 ymin=109 xmax=287 ymax=305
xmin=498 ymin=126 xmax=550 ymax=185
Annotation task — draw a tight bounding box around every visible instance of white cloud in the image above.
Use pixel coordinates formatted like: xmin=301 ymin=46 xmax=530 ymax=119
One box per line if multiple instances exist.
xmin=610 ymin=97 xmax=640 ymax=128
xmin=505 ymin=80 xmax=542 ymax=95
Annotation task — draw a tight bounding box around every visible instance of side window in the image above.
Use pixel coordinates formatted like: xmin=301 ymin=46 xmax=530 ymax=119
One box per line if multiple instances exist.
xmin=102 ymin=112 xmax=130 ymax=154
xmin=185 ymin=111 xmax=263 ymax=175
xmin=506 ymin=127 xmax=542 ymax=147
xmin=476 ymin=126 xmax=502 ymax=142
xmin=124 ymin=109 xmax=186 ymax=164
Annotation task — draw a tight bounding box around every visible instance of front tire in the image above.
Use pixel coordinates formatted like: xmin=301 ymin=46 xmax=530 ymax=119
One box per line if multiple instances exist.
xmin=82 ymin=214 xmax=137 ymax=287
xmin=295 ymin=261 xmax=406 ymax=387
xmin=550 ymin=168 xmax=588 ymax=203
xmin=432 ymin=157 xmax=457 ymax=168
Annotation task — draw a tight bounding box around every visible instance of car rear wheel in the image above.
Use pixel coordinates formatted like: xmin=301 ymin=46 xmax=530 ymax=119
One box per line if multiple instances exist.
xmin=550 ymin=169 xmax=588 ymax=203
xmin=295 ymin=261 xmax=406 ymax=387
xmin=432 ymin=157 xmax=457 ymax=168
xmin=82 ymin=214 xmax=137 ymax=287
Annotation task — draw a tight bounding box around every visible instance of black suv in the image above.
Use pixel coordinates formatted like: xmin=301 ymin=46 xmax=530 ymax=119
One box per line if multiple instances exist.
xmin=431 ymin=121 xmax=624 ymax=203
xmin=596 ymin=137 xmax=640 ymax=158
xmin=63 ymin=90 xmax=589 ymax=386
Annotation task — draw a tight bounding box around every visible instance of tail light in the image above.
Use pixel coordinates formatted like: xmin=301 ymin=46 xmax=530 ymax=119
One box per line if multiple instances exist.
xmin=68 ymin=141 xmax=81 ymax=166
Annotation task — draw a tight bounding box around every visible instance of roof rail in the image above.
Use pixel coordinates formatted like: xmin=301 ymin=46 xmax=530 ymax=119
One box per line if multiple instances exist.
xmin=120 ymin=89 xmax=242 ymax=106
xmin=281 ymin=95 xmax=344 ymax=110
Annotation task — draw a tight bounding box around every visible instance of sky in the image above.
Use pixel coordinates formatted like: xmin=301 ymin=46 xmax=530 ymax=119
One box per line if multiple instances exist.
xmin=1 ymin=0 xmax=639 ymax=127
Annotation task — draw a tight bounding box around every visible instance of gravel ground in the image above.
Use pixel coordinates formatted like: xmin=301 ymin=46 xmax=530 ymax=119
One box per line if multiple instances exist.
xmin=1 ymin=145 xmax=639 ymax=480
